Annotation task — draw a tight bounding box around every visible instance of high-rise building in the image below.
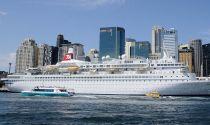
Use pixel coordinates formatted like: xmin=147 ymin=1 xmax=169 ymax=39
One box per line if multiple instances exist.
xmin=202 ymin=43 xmax=210 ymax=77
xmin=151 ymin=26 xmax=178 ymax=60
xmin=58 ymin=43 xmax=85 ymax=62
xmin=152 ymin=26 xmax=164 ymax=54
xmin=38 ymin=44 xmax=53 ymax=67
xmin=72 ymin=43 xmax=85 ymax=61
xmin=51 ymin=46 xmax=58 ymax=65
xmin=125 ymin=38 xmax=136 ymax=58
xmin=162 ymin=28 xmax=178 ymax=60
xmin=190 ymin=39 xmax=203 ymax=77
xmin=125 ymin=38 xmax=150 ymax=59
xmin=56 ymin=34 xmax=85 ymax=62
xmin=136 ymin=41 xmax=151 ymax=59
xmin=57 ymin=34 xmax=71 ymax=62
xmin=56 ymin=34 xmax=64 ymax=47
xmin=58 ymin=43 xmax=72 ymax=62
xmin=15 ymin=38 xmax=38 ymax=73
xmin=179 ymin=44 xmax=194 ymax=73
xmin=99 ymin=27 xmax=125 ymax=59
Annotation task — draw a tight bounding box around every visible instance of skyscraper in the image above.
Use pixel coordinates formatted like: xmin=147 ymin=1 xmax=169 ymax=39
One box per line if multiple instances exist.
xmin=58 ymin=43 xmax=72 ymax=62
xmin=162 ymin=28 xmax=178 ymax=60
xmin=125 ymin=38 xmax=136 ymax=58
xmin=136 ymin=41 xmax=151 ymax=58
xmin=178 ymin=44 xmax=194 ymax=73
xmin=151 ymin=26 xmax=178 ymax=60
xmin=152 ymin=26 xmax=163 ymax=54
xmin=15 ymin=38 xmax=38 ymax=73
xmin=99 ymin=27 xmax=125 ymax=59
xmin=190 ymin=39 xmax=203 ymax=77
xmin=57 ymin=34 xmax=71 ymax=62
xmin=58 ymin=43 xmax=85 ymax=61
xmin=38 ymin=44 xmax=53 ymax=67
xmin=125 ymin=38 xmax=150 ymax=59
xmin=56 ymin=34 xmax=64 ymax=47
xmin=51 ymin=46 xmax=58 ymax=65
xmin=72 ymin=43 xmax=85 ymax=61
xmin=202 ymin=43 xmax=210 ymax=77
xmin=56 ymin=34 xmax=85 ymax=62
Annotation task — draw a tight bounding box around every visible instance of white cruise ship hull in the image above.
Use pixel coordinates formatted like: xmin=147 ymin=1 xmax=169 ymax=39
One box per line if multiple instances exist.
xmin=6 ymin=80 xmax=210 ymax=96
xmin=8 ymin=46 xmax=210 ymax=96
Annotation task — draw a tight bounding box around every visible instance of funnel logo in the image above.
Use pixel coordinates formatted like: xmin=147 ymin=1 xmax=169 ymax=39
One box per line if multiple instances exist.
xmin=63 ymin=53 xmax=73 ymax=61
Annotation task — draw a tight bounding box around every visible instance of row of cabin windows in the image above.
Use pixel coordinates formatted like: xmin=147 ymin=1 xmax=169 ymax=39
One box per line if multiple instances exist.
xmin=81 ymin=64 xmax=147 ymax=69
xmin=10 ymin=75 xmax=188 ymax=81
xmin=30 ymin=75 xmax=187 ymax=79
xmin=10 ymin=79 xmax=189 ymax=82
xmin=33 ymin=89 xmax=54 ymax=92
xmin=153 ymin=64 xmax=184 ymax=67
xmin=33 ymin=76 xmax=159 ymax=79
xmin=124 ymin=61 xmax=145 ymax=63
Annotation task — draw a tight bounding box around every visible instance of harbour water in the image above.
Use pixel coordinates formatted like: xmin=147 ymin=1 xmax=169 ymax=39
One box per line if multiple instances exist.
xmin=0 ymin=93 xmax=210 ymax=125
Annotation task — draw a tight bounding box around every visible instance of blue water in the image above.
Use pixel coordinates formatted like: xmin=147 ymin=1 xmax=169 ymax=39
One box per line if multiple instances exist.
xmin=0 ymin=93 xmax=210 ymax=125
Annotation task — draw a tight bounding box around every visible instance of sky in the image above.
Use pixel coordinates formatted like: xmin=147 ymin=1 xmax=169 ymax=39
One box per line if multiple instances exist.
xmin=0 ymin=0 xmax=210 ymax=72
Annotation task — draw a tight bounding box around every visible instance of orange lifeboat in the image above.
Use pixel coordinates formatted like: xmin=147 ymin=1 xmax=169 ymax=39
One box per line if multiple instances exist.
xmin=67 ymin=66 xmax=79 ymax=72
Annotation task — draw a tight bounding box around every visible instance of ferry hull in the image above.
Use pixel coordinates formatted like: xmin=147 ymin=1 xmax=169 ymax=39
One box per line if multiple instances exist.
xmin=6 ymin=80 xmax=210 ymax=96
xmin=21 ymin=91 xmax=71 ymax=96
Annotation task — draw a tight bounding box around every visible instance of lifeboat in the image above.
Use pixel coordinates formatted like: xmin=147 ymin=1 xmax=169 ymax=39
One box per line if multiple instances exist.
xmin=67 ymin=66 xmax=80 ymax=72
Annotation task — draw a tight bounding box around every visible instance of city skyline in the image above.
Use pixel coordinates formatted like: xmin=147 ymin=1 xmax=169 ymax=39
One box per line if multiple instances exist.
xmin=1 ymin=0 xmax=210 ymax=71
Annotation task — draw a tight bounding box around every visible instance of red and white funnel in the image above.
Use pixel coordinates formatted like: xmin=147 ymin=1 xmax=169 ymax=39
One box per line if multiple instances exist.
xmin=63 ymin=48 xmax=74 ymax=61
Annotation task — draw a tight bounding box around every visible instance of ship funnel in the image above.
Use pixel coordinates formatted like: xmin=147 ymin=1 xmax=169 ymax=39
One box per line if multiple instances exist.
xmin=68 ymin=48 xmax=74 ymax=54
xmin=63 ymin=48 xmax=74 ymax=61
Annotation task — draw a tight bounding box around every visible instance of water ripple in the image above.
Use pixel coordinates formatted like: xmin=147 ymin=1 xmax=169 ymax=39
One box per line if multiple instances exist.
xmin=0 ymin=93 xmax=210 ymax=125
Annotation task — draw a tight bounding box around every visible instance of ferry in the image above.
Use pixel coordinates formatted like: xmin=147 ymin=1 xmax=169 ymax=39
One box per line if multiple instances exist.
xmin=21 ymin=86 xmax=74 ymax=96
xmin=146 ymin=91 xmax=160 ymax=98
xmin=3 ymin=49 xmax=210 ymax=96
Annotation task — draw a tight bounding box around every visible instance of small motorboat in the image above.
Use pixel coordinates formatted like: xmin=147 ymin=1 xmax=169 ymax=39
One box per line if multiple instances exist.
xmin=145 ymin=90 xmax=160 ymax=98
xmin=21 ymin=86 xmax=75 ymax=97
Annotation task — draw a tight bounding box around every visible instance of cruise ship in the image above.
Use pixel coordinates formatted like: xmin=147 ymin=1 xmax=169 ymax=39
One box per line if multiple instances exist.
xmin=3 ymin=49 xmax=210 ymax=96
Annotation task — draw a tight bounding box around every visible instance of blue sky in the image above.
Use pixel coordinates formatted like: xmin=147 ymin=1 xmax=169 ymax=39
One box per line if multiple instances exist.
xmin=0 ymin=0 xmax=210 ymax=72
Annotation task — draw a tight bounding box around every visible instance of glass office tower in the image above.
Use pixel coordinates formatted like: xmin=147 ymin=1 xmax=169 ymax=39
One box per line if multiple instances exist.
xmin=151 ymin=26 xmax=178 ymax=61
xmin=126 ymin=40 xmax=150 ymax=59
xmin=99 ymin=27 xmax=125 ymax=59
xmin=190 ymin=39 xmax=203 ymax=77
xmin=202 ymin=43 xmax=210 ymax=77
xmin=136 ymin=41 xmax=151 ymax=58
